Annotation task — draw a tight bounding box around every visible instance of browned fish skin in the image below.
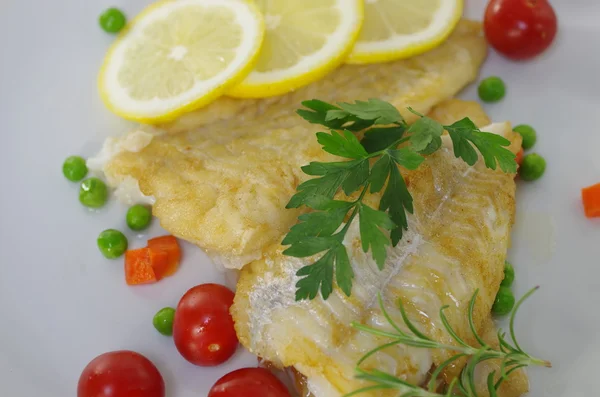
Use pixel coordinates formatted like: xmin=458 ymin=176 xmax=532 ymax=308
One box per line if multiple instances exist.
xmin=103 ymin=21 xmax=487 ymax=269
xmin=231 ymin=101 xmax=525 ymax=397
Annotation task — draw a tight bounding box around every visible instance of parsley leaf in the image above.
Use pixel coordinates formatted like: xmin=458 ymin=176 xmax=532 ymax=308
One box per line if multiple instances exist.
xmin=407 ymin=116 xmax=444 ymax=153
xmin=293 ymin=242 xmax=355 ymax=300
xmin=284 ymin=98 xmax=518 ymax=301
xmin=301 ymin=99 xmax=340 ymax=113
xmin=361 ymin=126 xmax=406 ymax=153
xmin=316 ymin=130 xmax=368 ymax=159
xmin=369 ymin=149 xmax=422 ymax=244
xmin=341 ymin=160 xmax=369 ymax=195
xmin=389 ymin=148 xmax=425 ymax=170
xmin=282 ymin=208 xmax=350 ymax=245
xmin=369 ymin=154 xmax=392 ymax=193
xmin=303 ymin=195 xmax=356 ymax=211
xmin=301 ymin=160 xmax=361 ymax=176
xmin=298 ymin=100 xmax=380 ymax=132
xmin=295 ymin=249 xmax=336 ymax=300
xmin=380 ymin=164 xmax=413 ymax=246
xmin=446 ymin=118 xmax=517 ymax=173
xmin=287 ymin=160 xmax=367 ymax=208
xmin=286 ymin=170 xmax=347 ymax=209
xmin=338 ymin=99 xmax=405 ymax=125
xmin=283 ymin=236 xmax=337 ymax=258
xmin=297 ymin=100 xmax=347 ymax=130
xmin=325 ymin=109 xmax=351 ymax=121
xmin=358 ymin=204 xmax=395 ymax=268
xmin=333 ymin=244 xmax=353 ymax=296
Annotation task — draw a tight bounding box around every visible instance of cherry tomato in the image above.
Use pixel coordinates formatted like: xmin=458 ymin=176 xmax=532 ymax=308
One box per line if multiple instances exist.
xmin=77 ymin=350 xmax=165 ymax=397
xmin=173 ymin=283 xmax=238 ymax=366
xmin=208 ymin=368 xmax=291 ymax=397
xmin=484 ymin=0 xmax=557 ymax=60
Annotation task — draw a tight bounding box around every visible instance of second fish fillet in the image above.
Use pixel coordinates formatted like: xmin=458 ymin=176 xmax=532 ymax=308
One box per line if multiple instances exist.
xmin=231 ymin=101 xmax=526 ymax=397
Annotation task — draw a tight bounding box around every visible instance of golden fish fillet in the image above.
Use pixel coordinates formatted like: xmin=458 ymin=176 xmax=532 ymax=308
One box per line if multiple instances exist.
xmin=96 ymin=21 xmax=487 ymax=269
xmin=292 ymin=315 xmax=529 ymax=397
xmin=231 ymin=102 xmax=526 ymax=397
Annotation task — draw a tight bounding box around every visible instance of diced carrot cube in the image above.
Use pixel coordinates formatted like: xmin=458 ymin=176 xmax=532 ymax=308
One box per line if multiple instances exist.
xmin=148 ymin=248 xmax=170 ymax=280
xmin=516 ymin=147 xmax=524 ymax=165
xmin=148 ymin=235 xmax=181 ymax=277
xmin=582 ymin=183 xmax=600 ymax=218
xmin=125 ymin=248 xmax=158 ymax=285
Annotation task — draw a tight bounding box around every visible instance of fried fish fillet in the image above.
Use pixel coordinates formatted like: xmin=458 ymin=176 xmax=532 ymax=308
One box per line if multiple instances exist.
xmin=292 ymin=315 xmax=529 ymax=397
xmin=96 ymin=21 xmax=487 ymax=269
xmin=231 ymin=103 xmax=526 ymax=397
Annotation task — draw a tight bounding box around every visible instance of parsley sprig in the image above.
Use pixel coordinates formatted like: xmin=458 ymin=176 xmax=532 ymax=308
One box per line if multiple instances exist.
xmin=284 ymin=99 xmax=517 ymax=301
xmin=344 ymin=287 xmax=551 ymax=397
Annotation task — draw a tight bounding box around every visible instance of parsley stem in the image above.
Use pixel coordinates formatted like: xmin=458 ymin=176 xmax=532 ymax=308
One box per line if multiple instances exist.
xmin=340 ymin=181 xmax=371 ymax=237
xmin=366 ymin=137 xmax=411 ymax=159
xmin=356 ymin=181 xmax=371 ymax=201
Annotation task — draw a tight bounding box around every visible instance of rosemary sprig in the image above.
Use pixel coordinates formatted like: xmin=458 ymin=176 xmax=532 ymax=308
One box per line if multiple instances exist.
xmin=346 ymin=287 xmax=551 ymax=397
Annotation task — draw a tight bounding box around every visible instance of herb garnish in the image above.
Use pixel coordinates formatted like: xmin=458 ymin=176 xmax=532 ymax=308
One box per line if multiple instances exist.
xmin=345 ymin=287 xmax=551 ymax=397
xmin=284 ymin=99 xmax=517 ymax=301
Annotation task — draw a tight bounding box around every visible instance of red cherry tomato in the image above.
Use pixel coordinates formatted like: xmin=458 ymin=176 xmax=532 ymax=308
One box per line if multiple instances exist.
xmin=173 ymin=283 xmax=238 ymax=366
xmin=484 ymin=0 xmax=557 ymax=60
xmin=77 ymin=351 xmax=165 ymax=397
xmin=208 ymin=368 xmax=291 ymax=397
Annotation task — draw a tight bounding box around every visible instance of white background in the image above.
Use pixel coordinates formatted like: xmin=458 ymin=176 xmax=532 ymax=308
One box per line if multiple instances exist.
xmin=0 ymin=0 xmax=599 ymax=395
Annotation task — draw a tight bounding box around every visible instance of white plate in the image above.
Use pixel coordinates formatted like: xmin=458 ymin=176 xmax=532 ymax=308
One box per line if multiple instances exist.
xmin=1 ymin=0 xmax=599 ymax=396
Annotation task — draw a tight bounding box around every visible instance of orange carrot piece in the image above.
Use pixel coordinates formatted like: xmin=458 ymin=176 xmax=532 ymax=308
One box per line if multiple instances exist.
xmin=148 ymin=248 xmax=170 ymax=280
xmin=125 ymin=248 xmax=157 ymax=285
xmin=148 ymin=235 xmax=181 ymax=277
xmin=582 ymin=183 xmax=600 ymax=218
xmin=516 ymin=147 xmax=524 ymax=165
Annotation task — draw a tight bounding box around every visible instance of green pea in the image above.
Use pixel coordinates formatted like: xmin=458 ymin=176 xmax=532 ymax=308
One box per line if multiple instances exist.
xmin=519 ymin=153 xmax=546 ymax=181
xmin=492 ymin=286 xmax=515 ymax=316
xmin=153 ymin=307 xmax=176 ymax=336
xmin=79 ymin=178 xmax=108 ymax=208
xmin=478 ymin=76 xmax=506 ymax=103
xmin=62 ymin=156 xmax=88 ymax=182
xmin=501 ymin=261 xmax=515 ymax=287
xmin=126 ymin=205 xmax=152 ymax=231
xmin=97 ymin=229 xmax=128 ymax=259
xmin=99 ymin=8 xmax=127 ymax=34
xmin=513 ymin=125 xmax=537 ymax=150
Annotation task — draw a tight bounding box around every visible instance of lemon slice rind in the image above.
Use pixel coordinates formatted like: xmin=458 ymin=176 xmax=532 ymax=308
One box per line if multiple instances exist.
xmin=99 ymin=0 xmax=264 ymax=123
xmin=228 ymin=0 xmax=363 ymax=99
xmin=347 ymin=0 xmax=463 ymax=64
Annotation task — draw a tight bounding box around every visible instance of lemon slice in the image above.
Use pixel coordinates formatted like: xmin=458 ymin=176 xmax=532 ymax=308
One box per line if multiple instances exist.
xmin=99 ymin=0 xmax=264 ymax=123
xmin=347 ymin=0 xmax=463 ymax=64
xmin=228 ymin=0 xmax=363 ymax=98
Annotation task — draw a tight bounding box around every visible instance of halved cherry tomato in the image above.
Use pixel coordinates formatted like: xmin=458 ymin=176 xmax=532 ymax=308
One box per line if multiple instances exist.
xmin=173 ymin=283 xmax=238 ymax=366
xmin=77 ymin=350 xmax=165 ymax=397
xmin=208 ymin=368 xmax=291 ymax=397
xmin=484 ymin=0 xmax=557 ymax=60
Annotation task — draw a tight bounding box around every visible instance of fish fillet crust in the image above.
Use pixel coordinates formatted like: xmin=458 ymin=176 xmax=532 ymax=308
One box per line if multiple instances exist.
xmin=231 ymin=101 xmax=526 ymax=397
xmin=100 ymin=21 xmax=487 ymax=269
